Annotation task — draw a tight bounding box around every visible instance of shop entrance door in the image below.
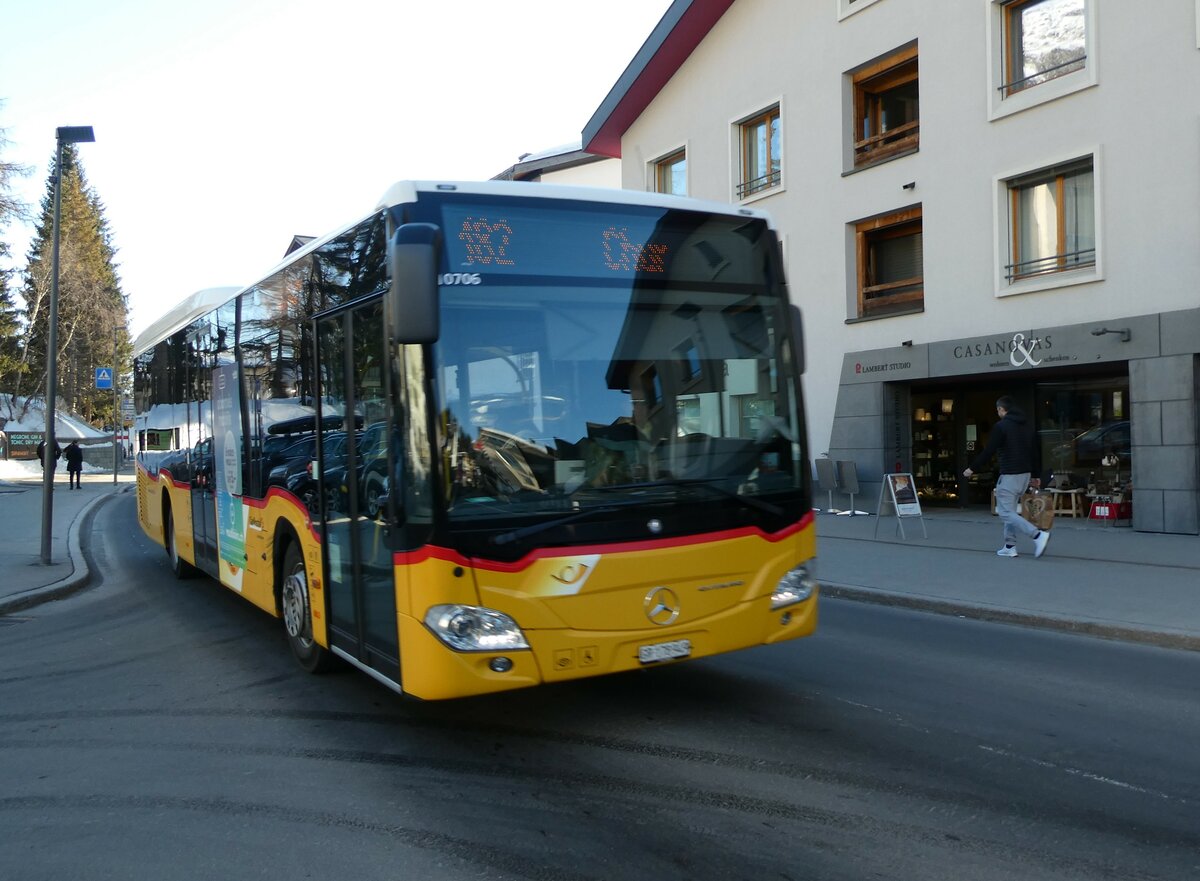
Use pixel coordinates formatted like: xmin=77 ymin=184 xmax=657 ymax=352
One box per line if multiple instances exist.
xmin=911 ymin=383 xmax=1021 ymax=507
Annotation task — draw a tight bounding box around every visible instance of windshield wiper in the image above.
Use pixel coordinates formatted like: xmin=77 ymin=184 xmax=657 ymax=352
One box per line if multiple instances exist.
xmin=491 ymin=505 xmax=624 ymax=546
xmin=582 ymin=477 xmax=785 ymax=517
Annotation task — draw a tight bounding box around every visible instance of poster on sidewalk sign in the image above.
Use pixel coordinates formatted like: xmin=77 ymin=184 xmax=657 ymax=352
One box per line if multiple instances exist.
xmin=886 ymin=473 xmax=923 ymax=517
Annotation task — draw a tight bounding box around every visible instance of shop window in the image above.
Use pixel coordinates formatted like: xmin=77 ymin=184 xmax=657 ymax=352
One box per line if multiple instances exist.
xmin=1005 ymin=158 xmax=1095 ymax=282
xmin=1038 ymin=378 xmax=1130 ymax=484
xmin=737 ymin=105 xmax=781 ymax=199
xmin=854 ymin=206 xmax=923 ymax=318
xmin=654 ymin=149 xmax=687 ymax=196
xmin=852 ymin=45 xmax=919 ymax=168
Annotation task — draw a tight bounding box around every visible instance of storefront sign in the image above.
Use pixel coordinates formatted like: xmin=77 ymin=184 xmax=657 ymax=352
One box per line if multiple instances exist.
xmin=841 ymin=345 xmax=929 ymax=385
xmin=930 ymin=318 xmax=1159 ymax=377
xmin=945 ymin=331 xmax=1069 ymax=370
xmin=841 ymin=315 xmax=1162 ymax=391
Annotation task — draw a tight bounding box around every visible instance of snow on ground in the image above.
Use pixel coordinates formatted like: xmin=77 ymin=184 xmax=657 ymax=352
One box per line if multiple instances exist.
xmin=0 ymin=457 xmax=108 ymax=480
xmin=0 ymin=458 xmax=42 ymax=480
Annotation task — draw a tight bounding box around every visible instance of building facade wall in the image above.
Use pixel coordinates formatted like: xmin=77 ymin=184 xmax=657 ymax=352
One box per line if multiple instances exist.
xmin=614 ymin=0 xmax=1200 ymax=533
xmin=539 ymin=158 xmax=622 ymax=188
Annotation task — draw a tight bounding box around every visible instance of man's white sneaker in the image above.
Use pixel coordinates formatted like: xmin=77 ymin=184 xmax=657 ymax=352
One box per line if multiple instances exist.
xmin=997 ymin=546 xmax=1018 ymax=557
xmin=1034 ymin=530 xmax=1051 ymax=558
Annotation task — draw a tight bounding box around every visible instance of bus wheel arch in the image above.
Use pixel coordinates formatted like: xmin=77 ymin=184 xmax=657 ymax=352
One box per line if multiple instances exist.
xmin=162 ymin=492 xmax=195 ymax=579
xmin=276 ymin=527 xmax=333 ymax=673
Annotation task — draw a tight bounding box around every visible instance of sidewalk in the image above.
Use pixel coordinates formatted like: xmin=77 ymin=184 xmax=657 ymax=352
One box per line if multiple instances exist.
xmin=0 ymin=466 xmax=135 ymax=614
xmin=817 ymin=506 xmax=1200 ymax=651
xmin=2 ymin=471 xmax=1198 ymax=652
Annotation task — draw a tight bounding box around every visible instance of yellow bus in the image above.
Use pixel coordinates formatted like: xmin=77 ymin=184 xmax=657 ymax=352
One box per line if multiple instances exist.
xmin=132 ymin=181 xmax=817 ymax=700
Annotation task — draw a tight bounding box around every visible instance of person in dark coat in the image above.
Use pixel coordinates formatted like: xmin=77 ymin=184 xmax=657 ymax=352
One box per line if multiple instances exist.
xmin=37 ymin=439 xmax=62 ymax=476
xmin=64 ymin=440 xmax=84 ymax=489
xmin=963 ymin=396 xmax=1051 ymax=559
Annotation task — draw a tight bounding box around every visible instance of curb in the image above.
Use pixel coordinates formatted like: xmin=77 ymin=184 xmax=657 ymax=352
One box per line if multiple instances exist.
xmin=821 ymin=582 xmax=1200 ymax=654
xmin=0 ymin=487 xmax=124 ymax=615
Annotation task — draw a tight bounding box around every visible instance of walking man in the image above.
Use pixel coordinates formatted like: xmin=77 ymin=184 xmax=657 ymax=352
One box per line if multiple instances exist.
xmin=64 ymin=440 xmax=84 ymax=489
xmin=963 ymin=396 xmax=1051 ymax=558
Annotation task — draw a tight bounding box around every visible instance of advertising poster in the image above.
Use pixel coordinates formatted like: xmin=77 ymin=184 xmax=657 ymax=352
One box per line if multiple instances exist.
xmin=212 ymin=364 xmax=246 ymax=588
xmin=886 ymin=473 xmax=923 ymax=517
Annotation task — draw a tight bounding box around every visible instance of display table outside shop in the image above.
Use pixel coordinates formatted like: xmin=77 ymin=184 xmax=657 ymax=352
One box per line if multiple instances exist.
xmin=1087 ymin=489 xmax=1132 ymax=526
xmin=1049 ymin=487 xmax=1085 ymax=518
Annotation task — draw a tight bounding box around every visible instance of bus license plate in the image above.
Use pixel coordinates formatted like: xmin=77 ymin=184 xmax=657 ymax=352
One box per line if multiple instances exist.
xmin=638 ymin=639 xmax=691 ymax=664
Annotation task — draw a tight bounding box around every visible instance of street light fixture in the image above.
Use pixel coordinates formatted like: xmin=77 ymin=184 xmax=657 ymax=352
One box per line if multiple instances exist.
xmin=41 ymin=125 xmax=95 ymax=566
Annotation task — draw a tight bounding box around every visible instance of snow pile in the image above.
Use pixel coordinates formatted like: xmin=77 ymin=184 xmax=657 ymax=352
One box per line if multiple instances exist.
xmin=0 ymin=395 xmax=110 ymax=439
xmin=0 ymin=457 xmax=42 ymax=480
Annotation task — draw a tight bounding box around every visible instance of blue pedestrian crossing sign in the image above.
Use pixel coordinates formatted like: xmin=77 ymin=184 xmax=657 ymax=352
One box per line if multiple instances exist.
xmin=95 ymin=367 xmax=113 ymax=389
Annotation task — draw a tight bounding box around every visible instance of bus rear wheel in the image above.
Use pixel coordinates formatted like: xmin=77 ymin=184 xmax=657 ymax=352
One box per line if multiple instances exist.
xmin=280 ymin=542 xmax=332 ymax=673
xmin=164 ymin=504 xmax=196 ymax=580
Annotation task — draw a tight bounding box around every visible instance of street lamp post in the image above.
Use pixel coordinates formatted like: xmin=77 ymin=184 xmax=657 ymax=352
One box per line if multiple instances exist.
xmin=41 ymin=125 xmax=95 ymax=566
xmin=113 ymin=323 xmax=119 ymax=484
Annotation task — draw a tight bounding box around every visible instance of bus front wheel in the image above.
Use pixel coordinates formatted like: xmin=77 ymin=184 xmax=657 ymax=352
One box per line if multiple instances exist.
xmin=280 ymin=542 xmax=332 ymax=673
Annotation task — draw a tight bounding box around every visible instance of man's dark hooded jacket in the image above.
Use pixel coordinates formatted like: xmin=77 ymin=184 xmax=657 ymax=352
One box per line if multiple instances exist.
xmin=969 ymin=405 xmax=1040 ymax=476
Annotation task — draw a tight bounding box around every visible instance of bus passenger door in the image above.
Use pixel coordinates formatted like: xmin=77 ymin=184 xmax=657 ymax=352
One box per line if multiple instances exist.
xmin=315 ymin=299 xmax=401 ymax=684
xmin=191 ymin=437 xmax=219 ymax=576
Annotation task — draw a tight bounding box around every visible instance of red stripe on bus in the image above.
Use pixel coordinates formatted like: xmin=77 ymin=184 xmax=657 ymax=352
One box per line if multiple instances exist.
xmin=392 ymin=511 xmax=813 ymax=572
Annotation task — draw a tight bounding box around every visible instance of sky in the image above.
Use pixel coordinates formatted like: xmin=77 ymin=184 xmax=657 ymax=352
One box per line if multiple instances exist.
xmin=0 ymin=0 xmax=673 ymax=339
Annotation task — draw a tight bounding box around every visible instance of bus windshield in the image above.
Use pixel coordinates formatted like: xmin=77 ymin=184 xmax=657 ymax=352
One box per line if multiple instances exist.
xmin=423 ymin=199 xmax=806 ymax=552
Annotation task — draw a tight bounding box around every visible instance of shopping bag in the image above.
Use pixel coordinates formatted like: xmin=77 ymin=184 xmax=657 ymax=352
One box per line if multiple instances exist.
xmin=1021 ymin=489 xmax=1055 ymax=531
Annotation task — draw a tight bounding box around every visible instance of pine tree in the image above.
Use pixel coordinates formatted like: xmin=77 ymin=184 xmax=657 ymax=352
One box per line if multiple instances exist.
xmin=0 ymin=114 xmax=30 ymax=407
xmin=0 ymin=261 xmax=21 ymax=393
xmin=19 ymin=143 xmax=129 ymax=427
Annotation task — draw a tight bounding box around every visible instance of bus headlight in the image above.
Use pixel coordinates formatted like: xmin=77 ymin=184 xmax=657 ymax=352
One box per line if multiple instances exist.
xmin=424 ymin=604 xmax=530 ymax=653
xmin=771 ymin=563 xmax=816 ymax=609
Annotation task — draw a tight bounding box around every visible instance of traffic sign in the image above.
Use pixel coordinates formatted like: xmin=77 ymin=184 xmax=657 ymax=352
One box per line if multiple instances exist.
xmin=95 ymin=367 xmax=113 ymax=389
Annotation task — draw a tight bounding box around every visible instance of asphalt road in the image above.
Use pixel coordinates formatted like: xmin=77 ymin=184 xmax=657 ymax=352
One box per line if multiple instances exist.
xmin=1 ymin=492 xmax=1197 ymax=881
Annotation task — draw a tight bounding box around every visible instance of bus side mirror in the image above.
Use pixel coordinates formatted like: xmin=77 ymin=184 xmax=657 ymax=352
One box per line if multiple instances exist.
xmin=388 ymin=222 xmax=442 ymax=344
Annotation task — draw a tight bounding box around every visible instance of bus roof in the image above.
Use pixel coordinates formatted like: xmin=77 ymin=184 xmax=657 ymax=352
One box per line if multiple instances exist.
xmin=247 ymin=181 xmax=778 ymax=294
xmin=134 ymin=182 xmax=778 ymax=356
xmin=378 ymin=180 xmax=774 ymax=225
xmin=132 ymin=286 xmax=241 ymax=357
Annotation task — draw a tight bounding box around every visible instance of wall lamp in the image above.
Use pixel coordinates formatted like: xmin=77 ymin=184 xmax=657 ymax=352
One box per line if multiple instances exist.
xmin=900 ymin=340 xmax=913 ymax=347
xmin=1091 ymin=327 xmax=1131 ymax=342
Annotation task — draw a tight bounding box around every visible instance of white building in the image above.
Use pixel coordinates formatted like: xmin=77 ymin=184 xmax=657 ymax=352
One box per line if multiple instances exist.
xmin=492 ymin=142 xmax=621 ymax=187
xmin=582 ymin=0 xmax=1200 ymax=535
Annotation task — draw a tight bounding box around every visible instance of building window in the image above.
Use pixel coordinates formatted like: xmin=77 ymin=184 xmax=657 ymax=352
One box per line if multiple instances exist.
xmin=1000 ymin=0 xmax=1086 ymax=97
xmin=855 ymin=207 xmax=923 ymax=317
xmin=1006 ymin=158 xmax=1094 ymax=281
xmin=852 ymin=45 xmax=919 ymax=167
xmin=654 ymin=150 xmax=687 ymax=196
xmin=737 ymin=106 xmax=781 ymax=199
xmin=838 ymin=0 xmax=885 ymax=19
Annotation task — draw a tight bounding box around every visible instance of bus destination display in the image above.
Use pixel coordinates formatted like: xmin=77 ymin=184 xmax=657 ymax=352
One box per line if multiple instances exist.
xmin=440 ymin=204 xmax=673 ymax=278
